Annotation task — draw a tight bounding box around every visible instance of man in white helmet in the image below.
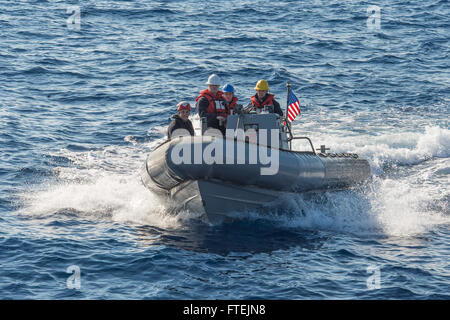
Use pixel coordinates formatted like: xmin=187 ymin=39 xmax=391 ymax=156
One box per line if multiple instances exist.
xmin=195 ymin=74 xmax=227 ymax=133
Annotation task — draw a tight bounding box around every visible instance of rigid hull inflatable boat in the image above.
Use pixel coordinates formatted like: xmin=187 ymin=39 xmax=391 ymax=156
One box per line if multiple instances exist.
xmin=141 ymin=109 xmax=371 ymax=223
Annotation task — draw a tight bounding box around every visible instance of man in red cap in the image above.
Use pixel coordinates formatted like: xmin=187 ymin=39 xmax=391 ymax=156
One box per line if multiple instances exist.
xmin=167 ymin=101 xmax=195 ymax=139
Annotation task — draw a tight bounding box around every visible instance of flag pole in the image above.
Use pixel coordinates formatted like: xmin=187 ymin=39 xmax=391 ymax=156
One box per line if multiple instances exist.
xmin=285 ymin=82 xmax=293 ymax=149
xmin=285 ymin=82 xmax=291 ymax=123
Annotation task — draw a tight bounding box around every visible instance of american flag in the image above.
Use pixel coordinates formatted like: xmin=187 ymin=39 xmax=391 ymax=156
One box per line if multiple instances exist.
xmin=286 ymin=90 xmax=301 ymax=122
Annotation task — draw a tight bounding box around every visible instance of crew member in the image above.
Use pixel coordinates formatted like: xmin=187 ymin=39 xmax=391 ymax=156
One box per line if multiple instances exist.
xmin=195 ymin=74 xmax=226 ymax=131
xmin=248 ymin=79 xmax=283 ymax=116
xmin=167 ymin=101 xmax=194 ymax=139
xmin=222 ymin=83 xmax=239 ymax=115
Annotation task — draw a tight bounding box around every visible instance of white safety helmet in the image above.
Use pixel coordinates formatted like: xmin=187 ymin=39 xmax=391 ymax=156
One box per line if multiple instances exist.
xmin=205 ymin=74 xmax=221 ymax=86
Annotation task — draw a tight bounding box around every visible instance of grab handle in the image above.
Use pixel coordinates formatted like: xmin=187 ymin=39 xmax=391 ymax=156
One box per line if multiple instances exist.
xmin=289 ymin=136 xmax=316 ymax=154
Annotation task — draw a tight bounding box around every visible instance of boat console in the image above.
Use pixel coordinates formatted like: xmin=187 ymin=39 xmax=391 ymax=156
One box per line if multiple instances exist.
xmin=201 ymin=106 xmax=316 ymax=153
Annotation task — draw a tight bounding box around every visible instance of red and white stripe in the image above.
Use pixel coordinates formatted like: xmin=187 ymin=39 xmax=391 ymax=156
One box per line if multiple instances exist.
xmin=287 ymin=100 xmax=300 ymax=122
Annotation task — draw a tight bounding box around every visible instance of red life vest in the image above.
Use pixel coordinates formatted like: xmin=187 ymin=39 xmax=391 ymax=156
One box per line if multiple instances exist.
xmin=250 ymin=94 xmax=275 ymax=109
xmin=195 ymin=89 xmax=227 ymax=117
xmin=226 ymin=96 xmax=238 ymax=115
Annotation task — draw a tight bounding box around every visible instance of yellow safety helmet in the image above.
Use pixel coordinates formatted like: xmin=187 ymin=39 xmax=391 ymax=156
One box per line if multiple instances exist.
xmin=254 ymin=79 xmax=269 ymax=91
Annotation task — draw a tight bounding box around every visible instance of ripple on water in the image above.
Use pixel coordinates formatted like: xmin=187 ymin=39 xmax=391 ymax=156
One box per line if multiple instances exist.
xmin=0 ymin=0 xmax=449 ymax=300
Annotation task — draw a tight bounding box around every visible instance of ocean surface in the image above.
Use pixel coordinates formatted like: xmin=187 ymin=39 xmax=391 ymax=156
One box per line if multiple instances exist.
xmin=1 ymin=0 xmax=449 ymax=299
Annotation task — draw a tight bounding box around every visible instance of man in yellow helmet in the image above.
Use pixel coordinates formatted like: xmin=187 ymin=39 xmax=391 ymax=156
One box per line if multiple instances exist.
xmin=247 ymin=79 xmax=283 ymax=116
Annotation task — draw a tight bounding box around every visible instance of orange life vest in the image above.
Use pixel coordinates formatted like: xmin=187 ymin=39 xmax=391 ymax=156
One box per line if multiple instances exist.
xmin=195 ymin=89 xmax=227 ymax=117
xmin=225 ymin=97 xmax=238 ymax=115
xmin=250 ymin=94 xmax=275 ymax=109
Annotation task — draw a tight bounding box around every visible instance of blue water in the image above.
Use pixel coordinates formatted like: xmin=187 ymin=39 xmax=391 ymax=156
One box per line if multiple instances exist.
xmin=1 ymin=0 xmax=449 ymax=299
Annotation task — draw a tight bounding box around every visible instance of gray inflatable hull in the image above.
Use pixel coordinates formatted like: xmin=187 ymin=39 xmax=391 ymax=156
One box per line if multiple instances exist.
xmin=141 ymin=136 xmax=371 ymax=223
